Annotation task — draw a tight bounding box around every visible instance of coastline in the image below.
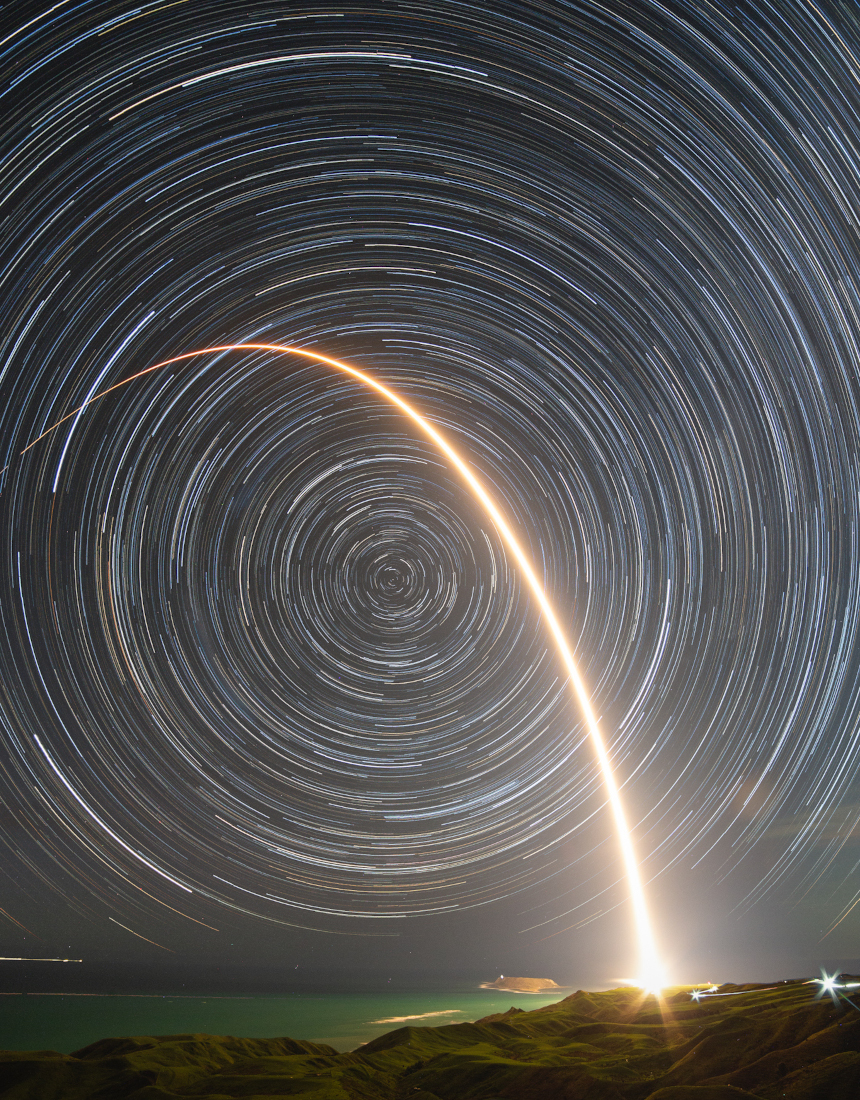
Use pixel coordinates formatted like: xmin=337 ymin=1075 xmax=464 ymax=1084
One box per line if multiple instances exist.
xmin=2 ymin=980 xmax=854 ymax=1098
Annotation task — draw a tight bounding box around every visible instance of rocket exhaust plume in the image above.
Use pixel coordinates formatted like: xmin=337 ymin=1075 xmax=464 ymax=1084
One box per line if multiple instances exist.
xmin=10 ymin=342 xmax=666 ymax=992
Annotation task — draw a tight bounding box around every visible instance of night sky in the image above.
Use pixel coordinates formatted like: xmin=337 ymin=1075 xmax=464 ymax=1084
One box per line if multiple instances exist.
xmin=2 ymin=0 xmax=860 ymax=995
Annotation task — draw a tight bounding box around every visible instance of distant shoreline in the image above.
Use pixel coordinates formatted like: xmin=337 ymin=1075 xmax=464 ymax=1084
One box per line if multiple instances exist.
xmin=479 ymin=977 xmax=563 ymax=994
xmin=4 ymin=981 xmax=836 ymax=1098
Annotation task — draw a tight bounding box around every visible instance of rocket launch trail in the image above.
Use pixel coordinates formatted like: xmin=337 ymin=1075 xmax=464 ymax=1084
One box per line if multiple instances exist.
xmin=10 ymin=342 xmax=665 ymax=991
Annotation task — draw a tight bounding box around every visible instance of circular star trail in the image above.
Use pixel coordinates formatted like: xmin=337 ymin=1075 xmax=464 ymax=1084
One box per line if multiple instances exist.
xmin=2 ymin=0 xmax=860 ymax=942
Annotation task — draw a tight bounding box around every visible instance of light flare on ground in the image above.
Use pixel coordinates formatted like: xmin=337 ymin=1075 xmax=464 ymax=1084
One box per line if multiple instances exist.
xmin=10 ymin=340 xmax=666 ymax=991
xmin=811 ymin=970 xmax=860 ymax=1011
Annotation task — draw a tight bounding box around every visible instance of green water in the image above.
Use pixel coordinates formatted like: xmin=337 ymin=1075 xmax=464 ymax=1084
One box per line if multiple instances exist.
xmin=0 ymin=989 xmax=566 ymax=1053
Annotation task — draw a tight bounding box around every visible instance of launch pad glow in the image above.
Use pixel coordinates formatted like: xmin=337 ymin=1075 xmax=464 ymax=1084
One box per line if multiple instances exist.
xmin=14 ymin=341 xmax=666 ymax=993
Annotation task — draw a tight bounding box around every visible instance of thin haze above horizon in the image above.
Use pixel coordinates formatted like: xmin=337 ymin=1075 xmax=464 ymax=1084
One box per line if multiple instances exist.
xmin=1 ymin=0 xmax=860 ymax=990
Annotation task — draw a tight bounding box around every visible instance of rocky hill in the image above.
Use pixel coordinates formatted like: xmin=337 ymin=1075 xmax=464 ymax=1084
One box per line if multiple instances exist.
xmin=2 ymin=979 xmax=859 ymax=1098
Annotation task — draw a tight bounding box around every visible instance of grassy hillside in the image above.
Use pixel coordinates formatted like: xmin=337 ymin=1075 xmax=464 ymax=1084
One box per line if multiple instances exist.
xmin=2 ymin=979 xmax=859 ymax=1098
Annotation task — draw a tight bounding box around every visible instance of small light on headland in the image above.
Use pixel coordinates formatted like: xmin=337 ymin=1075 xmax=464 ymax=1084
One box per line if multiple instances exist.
xmin=811 ymin=969 xmax=860 ymax=1010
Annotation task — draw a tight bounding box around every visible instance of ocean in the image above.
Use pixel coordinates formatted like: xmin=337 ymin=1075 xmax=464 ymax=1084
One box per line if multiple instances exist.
xmin=0 ymin=988 xmax=567 ymax=1054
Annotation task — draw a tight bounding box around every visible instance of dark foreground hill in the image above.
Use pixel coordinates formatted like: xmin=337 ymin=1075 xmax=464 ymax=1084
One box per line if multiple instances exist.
xmin=2 ymin=979 xmax=859 ymax=1098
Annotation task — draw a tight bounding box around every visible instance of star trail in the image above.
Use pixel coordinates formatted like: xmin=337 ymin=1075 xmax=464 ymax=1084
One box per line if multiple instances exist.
xmin=2 ymin=0 xmax=860 ymax=979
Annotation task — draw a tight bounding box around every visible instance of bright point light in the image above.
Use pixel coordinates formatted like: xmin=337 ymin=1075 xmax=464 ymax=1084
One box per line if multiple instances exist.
xmin=16 ymin=341 xmax=667 ymax=990
xmin=814 ymin=970 xmax=843 ymax=1004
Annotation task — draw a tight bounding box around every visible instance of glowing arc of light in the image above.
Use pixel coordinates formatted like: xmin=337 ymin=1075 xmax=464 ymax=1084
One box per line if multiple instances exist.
xmin=14 ymin=341 xmax=665 ymax=991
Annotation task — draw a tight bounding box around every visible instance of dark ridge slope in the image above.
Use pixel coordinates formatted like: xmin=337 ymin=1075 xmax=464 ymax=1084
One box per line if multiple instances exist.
xmin=2 ymin=980 xmax=859 ymax=1098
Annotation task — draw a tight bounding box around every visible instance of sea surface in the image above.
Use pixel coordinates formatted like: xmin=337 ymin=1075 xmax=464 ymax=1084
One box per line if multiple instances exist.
xmin=0 ymin=988 xmax=567 ymax=1054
